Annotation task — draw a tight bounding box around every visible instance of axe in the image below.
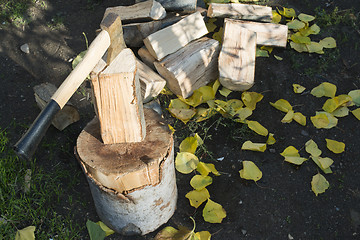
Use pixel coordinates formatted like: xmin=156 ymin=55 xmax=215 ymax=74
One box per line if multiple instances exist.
xmin=14 ymin=12 xmax=126 ymax=161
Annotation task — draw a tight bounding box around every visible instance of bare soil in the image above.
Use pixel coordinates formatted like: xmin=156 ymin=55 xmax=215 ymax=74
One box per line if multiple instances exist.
xmin=1 ymin=0 xmax=360 ymax=239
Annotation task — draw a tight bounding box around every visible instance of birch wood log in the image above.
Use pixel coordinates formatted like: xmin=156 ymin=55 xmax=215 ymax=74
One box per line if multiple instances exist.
xmin=103 ymin=0 xmax=166 ymax=24
xmin=90 ymin=48 xmax=146 ymax=144
xmin=207 ymin=3 xmax=272 ymax=22
xmin=135 ymin=0 xmax=197 ymax=12
xmin=137 ymin=59 xmax=166 ymax=103
xmin=218 ymin=18 xmax=257 ymax=91
xmin=143 ymin=12 xmax=208 ymax=60
xmin=33 ymin=83 xmax=80 ymax=131
xmin=154 ymin=37 xmax=220 ymax=98
xmin=138 ymin=46 xmax=157 ymax=70
xmin=76 ymin=108 xmax=176 ymax=235
xmin=228 ymin=19 xmax=288 ymax=47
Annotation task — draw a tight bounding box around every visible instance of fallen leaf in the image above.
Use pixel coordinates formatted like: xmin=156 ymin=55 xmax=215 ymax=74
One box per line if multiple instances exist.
xmin=194 ymin=107 xmax=217 ymax=122
xmin=306 ymin=41 xmax=324 ymax=54
xmin=290 ymin=42 xmax=308 ymax=53
xmin=247 ymin=120 xmax=268 ymax=136
xmin=96 ymin=221 xmax=115 ymax=237
xmin=318 ymin=157 xmax=334 ymax=169
xmin=175 ymin=152 xmax=199 ymax=174
xmin=311 ymin=156 xmax=333 ymax=174
xmin=154 ymin=226 xmax=179 ymax=240
xmin=235 ymin=107 xmax=253 ymax=121
xmin=287 ymin=19 xmax=305 ymax=30
xmin=305 ymin=139 xmax=322 ymax=157
xmin=185 ymin=188 xmax=210 ymax=208
xmin=219 ymin=87 xmax=232 ymax=97
xmin=281 ymin=110 xmax=294 ymax=123
xmin=291 ymin=32 xmax=311 ymax=44
xmin=293 ymin=84 xmax=306 ymax=93
xmin=261 ymin=46 xmax=274 ymax=54
xmin=256 ymin=48 xmax=269 ymax=57
xmin=211 ymin=79 xmax=221 ymax=95
xmin=87 ymin=220 xmax=106 ymax=240
xmin=332 ymin=107 xmax=349 ymax=117
xmin=195 ymin=231 xmax=212 ymax=240
xmin=206 ymin=18 xmax=217 ymax=32
xmin=352 ymin=108 xmax=360 ymax=120
xmin=180 ymin=136 xmax=198 ymax=154
xmin=267 ymin=133 xmax=276 ymax=145
xmin=300 ymin=24 xmax=320 ymax=36
xmin=284 ymin=156 xmax=307 ymax=165
xmin=241 ymin=92 xmax=263 ymax=110
xmin=212 ymin=27 xmax=223 ymax=43
xmin=272 ymin=10 xmax=282 ymax=23
xmin=72 ymin=50 xmax=87 ymax=69
xmin=293 ymin=112 xmax=307 ymax=126
xmin=310 ymin=112 xmax=338 ymax=129
xmin=278 ymin=7 xmax=296 ymax=18
xmin=319 ymin=37 xmax=336 ymax=48
xmin=168 ymin=99 xmax=196 ymax=124
xmin=270 ymin=99 xmax=293 ymax=113
xmin=241 ymin=140 xmax=267 ymax=152
xmin=298 ymin=13 xmax=315 ymax=22
xmin=239 ymin=161 xmax=262 ymax=182
xmin=15 ymin=226 xmax=36 ymax=240
xmin=197 ymin=162 xmax=220 ymax=176
xmin=274 ymin=55 xmax=283 ymax=60
xmin=168 ymin=124 xmax=175 ymax=133
xmin=311 ymin=173 xmax=330 ymax=196
xmin=322 ymin=95 xmax=352 ymax=113
xmin=181 ymin=86 xmax=216 ymax=107
xmin=190 ymin=175 xmax=213 ymax=190
xmin=280 ymin=146 xmax=300 ymax=157
xmin=348 ymin=89 xmax=360 ymax=106
xmin=326 ymin=139 xmax=345 ymax=154
xmin=194 ymin=133 xmax=204 ymax=146
xmin=310 ymin=82 xmax=337 ymax=98
xmin=202 ymin=199 xmax=227 ymax=223
xmin=224 ymin=99 xmax=244 ymax=116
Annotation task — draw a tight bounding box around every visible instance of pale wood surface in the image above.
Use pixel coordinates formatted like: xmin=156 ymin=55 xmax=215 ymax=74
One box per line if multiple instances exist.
xmin=33 ymin=83 xmax=80 ymax=131
xmin=143 ymin=12 xmax=208 ymax=60
xmin=207 ymin=3 xmax=272 ymax=22
xmin=227 ymin=19 xmax=288 ymax=47
xmin=91 ymin=48 xmax=146 ymax=144
xmin=103 ymin=0 xmax=166 ymax=24
xmin=138 ymin=46 xmax=157 ymax=70
xmin=137 ymin=59 xmax=166 ymax=103
xmin=154 ymin=37 xmax=220 ymax=98
xmin=76 ymin=108 xmax=173 ymax=193
xmin=219 ymin=18 xmax=257 ymax=91
xmin=136 ymin=0 xmax=197 ymax=12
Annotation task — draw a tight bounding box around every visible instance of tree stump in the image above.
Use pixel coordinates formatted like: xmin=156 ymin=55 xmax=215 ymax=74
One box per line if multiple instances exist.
xmin=76 ymin=108 xmax=176 ymax=235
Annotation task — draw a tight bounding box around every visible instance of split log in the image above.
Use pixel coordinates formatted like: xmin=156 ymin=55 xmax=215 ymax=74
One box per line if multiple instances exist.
xmin=33 ymin=82 xmax=80 ymax=131
xmin=76 ymin=108 xmax=176 ymax=235
xmin=227 ymin=19 xmax=288 ymax=48
xmin=90 ymin=48 xmax=146 ymax=144
xmin=135 ymin=0 xmax=197 ymax=12
xmin=103 ymin=0 xmax=166 ymax=24
xmin=143 ymin=12 xmax=208 ymax=60
xmin=207 ymin=3 xmax=272 ymax=22
xmin=154 ymin=37 xmax=220 ymax=98
xmin=137 ymin=59 xmax=166 ymax=103
xmin=218 ymin=18 xmax=257 ymax=91
xmin=138 ymin=46 xmax=157 ymax=70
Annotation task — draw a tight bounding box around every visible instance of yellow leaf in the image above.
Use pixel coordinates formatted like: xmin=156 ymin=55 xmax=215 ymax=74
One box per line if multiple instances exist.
xmin=274 ymin=55 xmax=283 ymax=61
xmin=197 ymin=162 xmax=220 ymax=176
xmin=247 ymin=120 xmax=268 ymax=136
xmin=241 ymin=92 xmax=263 ymax=110
xmin=267 ymin=133 xmax=276 ymax=145
xmin=72 ymin=50 xmax=87 ymax=69
xmin=278 ymin=7 xmax=296 ymax=18
xmin=210 ymin=79 xmax=221 ymax=95
xmin=290 ymin=42 xmax=308 ymax=53
xmin=194 ymin=107 xmax=217 ymax=122
xmin=291 ymin=32 xmax=311 ymax=44
xmin=180 ymin=136 xmax=198 ymax=154
xmin=15 ymin=226 xmax=35 ymax=240
xmin=154 ymin=226 xmax=179 ymax=239
xmin=190 ymin=175 xmax=213 ymax=190
xmin=219 ymin=87 xmax=232 ymax=97
xmin=239 ymin=160 xmax=262 ymax=182
xmin=352 ymin=108 xmax=360 ymax=120
xmin=212 ymin=27 xmax=223 ymax=43
xmin=235 ymin=107 xmax=253 ymax=121
xmin=322 ymin=95 xmax=352 ymax=113
xmin=281 ymin=110 xmax=294 ymax=123
xmin=332 ymin=107 xmax=349 ymax=117
xmin=185 ymin=188 xmax=210 ymax=208
xmin=319 ymin=37 xmax=336 ymax=48
xmin=272 ymin=10 xmax=282 ymax=23
xmin=194 ymin=133 xmax=204 ymax=146
xmin=311 ymin=112 xmax=338 ymax=129
xmin=241 ymin=140 xmax=267 ymax=152
xmin=175 ymin=152 xmax=199 ymax=174
xmin=224 ymin=99 xmax=244 ymax=116
xmin=202 ymin=199 xmax=227 ymax=223
xmin=306 ymin=41 xmax=324 ymax=54
xmin=270 ymin=99 xmax=293 ymax=113
xmin=300 ymin=24 xmax=320 ymax=36
xmin=348 ymin=89 xmax=360 ymax=106
xmin=96 ymin=221 xmax=115 ymax=237
xmin=169 ymin=98 xmax=189 ymax=109
xmin=310 ymin=82 xmax=337 ymax=98
xmin=168 ymin=124 xmax=175 ymax=133
xmin=293 ymin=112 xmax=307 ymax=126
xmin=311 ymin=173 xmax=329 ymax=196
xmin=326 ymin=139 xmax=345 ymax=154
xmin=293 ymin=84 xmax=306 ymax=94
xmin=261 ymin=46 xmax=274 ymax=53
xmin=305 ymin=139 xmax=322 ymax=157
xmin=181 ymin=86 xmax=216 ymax=107
xmin=298 ymin=13 xmax=315 ymax=22
xmin=284 ymin=156 xmax=307 ymax=165
xmin=160 ymin=86 xmax=174 ymax=95
xmin=280 ymin=146 xmax=300 ymax=157
xmin=256 ymin=48 xmax=269 ymax=57
xmin=169 ymin=108 xmax=196 ymax=124
xmin=318 ymin=157 xmax=334 ymax=169
xmin=206 ymin=18 xmax=217 ymax=32
xmin=311 ymin=156 xmax=333 ymax=174
xmin=287 ymin=19 xmax=305 ymax=30
xmin=195 ymin=231 xmax=212 ymax=240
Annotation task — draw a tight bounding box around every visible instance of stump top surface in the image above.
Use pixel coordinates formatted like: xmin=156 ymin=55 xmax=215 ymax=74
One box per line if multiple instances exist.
xmin=76 ymin=108 xmax=172 ymax=175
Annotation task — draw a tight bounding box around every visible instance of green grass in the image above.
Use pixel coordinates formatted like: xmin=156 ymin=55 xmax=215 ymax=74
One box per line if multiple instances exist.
xmin=0 ymin=127 xmax=85 ymax=239
xmin=0 ymin=0 xmax=36 ymax=26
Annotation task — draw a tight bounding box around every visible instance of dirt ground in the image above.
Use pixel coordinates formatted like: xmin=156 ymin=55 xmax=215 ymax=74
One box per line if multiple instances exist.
xmin=1 ymin=0 xmax=360 ymax=239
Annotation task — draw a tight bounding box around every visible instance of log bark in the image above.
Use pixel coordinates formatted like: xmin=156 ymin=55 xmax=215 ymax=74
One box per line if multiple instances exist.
xmin=33 ymin=82 xmax=80 ymax=131
xmin=90 ymin=48 xmax=146 ymax=144
xmin=227 ymin=19 xmax=288 ymax=48
xmin=137 ymin=59 xmax=166 ymax=103
xmin=76 ymin=108 xmax=176 ymax=235
xmin=143 ymin=12 xmax=208 ymax=60
xmin=135 ymin=0 xmax=197 ymax=12
xmin=218 ymin=18 xmax=257 ymax=91
xmin=207 ymin=3 xmax=272 ymax=22
xmin=103 ymin=0 xmax=166 ymax=24
xmin=154 ymin=37 xmax=220 ymax=98
xmin=138 ymin=46 xmax=157 ymax=70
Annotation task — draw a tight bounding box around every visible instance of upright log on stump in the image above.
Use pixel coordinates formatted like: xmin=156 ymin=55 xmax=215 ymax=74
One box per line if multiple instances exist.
xmin=78 ymin=48 xmax=177 ymax=235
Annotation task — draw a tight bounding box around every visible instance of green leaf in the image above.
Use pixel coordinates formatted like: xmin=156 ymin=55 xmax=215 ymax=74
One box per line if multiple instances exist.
xmin=287 ymin=19 xmax=305 ymax=30
xmin=239 ymin=161 xmax=262 ymax=182
xmin=256 ymin=48 xmax=269 ymax=57
xmin=298 ymin=13 xmax=315 ymax=22
xmin=352 ymin=108 xmax=360 ymax=120
xmin=291 ymin=32 xmax=311 ymax=44
xmin=305 ymin=139 xmax=322 ymax=157
xmin=290 ymin=41 xmax=308 ymax=53
xmin=190 ymin=175 xmax=213 ymax=190
xmin=96 ymin=221 xmax=115 ymax=237
xmin=311 ymin=173 xmax=329 ymax=196
xmin=202 ymin=199 xmax=226 ymax=223
xmin=87 ymin=220 xmax=106 ymax=240
xmin=175 ymin=152 xmax=199 ymax=174
xmin=219 ymin=87 xmax=232 ymax=97
xmin=348 ymin=89 xmax=360 ymax=106
xmin=72 ymin=50 xmax=87 ymax=69
xmin=206 ymin=18 xmax=217 ymax=32
xmin=15 ymin=226 xmax=36 ymax=240
xmin=319 ymin=37 xmax=336 ymax=48
xmin=274 ymin=55 xmax=283 ymax=61
xmin=306 ymin=41 xmax=324 ymax=54
xmin=278 ymin=7 xmax=296 ymax=18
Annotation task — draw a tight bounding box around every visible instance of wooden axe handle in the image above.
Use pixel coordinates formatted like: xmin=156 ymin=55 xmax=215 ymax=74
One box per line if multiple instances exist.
xmin=52 ymin=30 xmax=110 ymax=108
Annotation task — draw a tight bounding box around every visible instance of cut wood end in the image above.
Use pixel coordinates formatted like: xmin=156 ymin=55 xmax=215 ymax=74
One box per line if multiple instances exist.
xmin=150 ymin=0 xmax=167 ymax=20
xmin=102 ymin=48 xmax=136 ymax=74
